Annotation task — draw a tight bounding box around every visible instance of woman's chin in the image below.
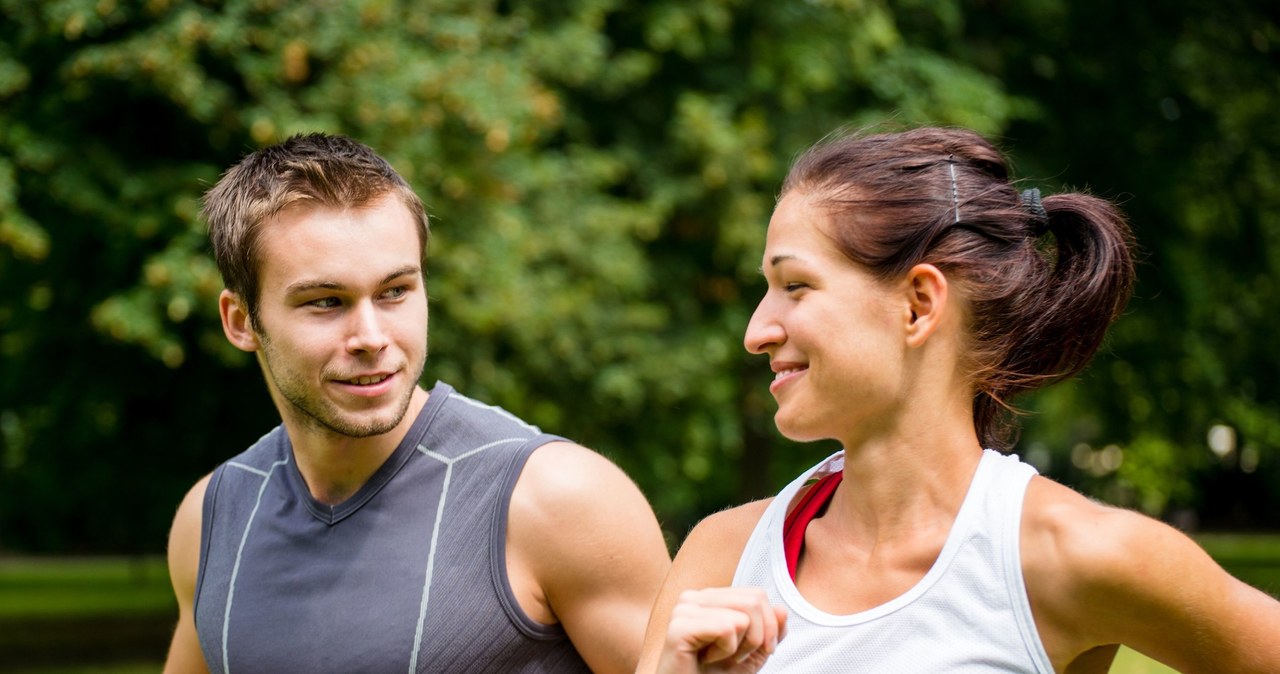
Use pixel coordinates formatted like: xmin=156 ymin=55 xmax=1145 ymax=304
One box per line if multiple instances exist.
xmin=773 ymin=412 xmax=827 ymax=444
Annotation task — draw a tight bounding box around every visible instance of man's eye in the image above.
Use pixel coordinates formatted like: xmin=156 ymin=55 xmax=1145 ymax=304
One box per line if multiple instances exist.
xmin=382 ymin=286 xmax=408 ymax=299
xmin=307 ymin=297 xmax=341 ymax=309
xmin=784 ymin=282 xmax=809 ymax=293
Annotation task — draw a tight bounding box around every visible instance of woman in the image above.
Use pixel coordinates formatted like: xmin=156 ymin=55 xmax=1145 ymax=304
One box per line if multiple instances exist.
xmin=638 ymin=127 xmax=1280 ymax=672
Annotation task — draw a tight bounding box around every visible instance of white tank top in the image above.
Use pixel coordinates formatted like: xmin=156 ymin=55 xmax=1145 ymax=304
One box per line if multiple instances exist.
xmin=733 ymin=449 xmax=1055 ymax=672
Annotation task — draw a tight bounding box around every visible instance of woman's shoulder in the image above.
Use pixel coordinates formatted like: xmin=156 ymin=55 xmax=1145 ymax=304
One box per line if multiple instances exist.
xmin=703 ymin=498 xmax=775 ymax=530
xmin=1018 ymin=475 xmax=1280 ymax=671
xmin=1018 ymin=476 xmax=1165 ymax=665
xmin=687 ymin=499 xmax=775 ymax=555
xmin=1020 ymin=475 xmax=1163 ymax=578
xmin=1020 ymin=475 xmax=1180 ymax=603
xmin=670 ymin=499 xmax=775 ymax=588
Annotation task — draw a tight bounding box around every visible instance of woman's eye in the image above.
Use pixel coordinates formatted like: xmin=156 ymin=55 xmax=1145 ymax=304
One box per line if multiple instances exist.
xmin=784 ymin=282 xmax=809 ymax=293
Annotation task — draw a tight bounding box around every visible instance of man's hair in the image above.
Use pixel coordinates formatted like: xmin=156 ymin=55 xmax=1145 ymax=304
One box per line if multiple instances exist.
xmin=202 ymin=133 xmax=429 ymax=323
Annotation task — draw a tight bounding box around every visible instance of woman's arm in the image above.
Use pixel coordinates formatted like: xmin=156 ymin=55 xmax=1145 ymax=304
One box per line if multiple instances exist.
xmin=1022 ymin=476 xmax=1280 ymax=673
xmin=636 ymin=500 xmax=786 ymax=674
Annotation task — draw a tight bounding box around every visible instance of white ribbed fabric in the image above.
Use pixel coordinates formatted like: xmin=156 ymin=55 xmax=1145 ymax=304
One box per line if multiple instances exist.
xmin=733 ymin=449 xmax=1054 ymax=673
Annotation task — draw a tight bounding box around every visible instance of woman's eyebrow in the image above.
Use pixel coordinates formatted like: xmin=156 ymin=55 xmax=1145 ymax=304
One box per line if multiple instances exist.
xmin=760 ymin=254 xmax=798 ymax=275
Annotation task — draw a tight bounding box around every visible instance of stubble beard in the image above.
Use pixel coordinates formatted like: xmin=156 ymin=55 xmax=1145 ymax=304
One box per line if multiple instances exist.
xmin=259 ymin=334 xmax=428 ymax=440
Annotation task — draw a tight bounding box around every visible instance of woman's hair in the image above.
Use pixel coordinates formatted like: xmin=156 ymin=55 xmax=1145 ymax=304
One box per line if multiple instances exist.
xmin=782 ymin=126 xmax=1135 ymax=450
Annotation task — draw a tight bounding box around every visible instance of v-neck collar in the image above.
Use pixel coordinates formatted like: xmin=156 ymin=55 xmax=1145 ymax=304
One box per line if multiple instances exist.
xmin=284 ymin=381 xmax=454 ymax=525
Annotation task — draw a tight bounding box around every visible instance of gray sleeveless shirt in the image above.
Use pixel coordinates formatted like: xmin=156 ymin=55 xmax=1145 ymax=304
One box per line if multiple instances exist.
xmin=194 ymin=381 xmax=591 ymax=673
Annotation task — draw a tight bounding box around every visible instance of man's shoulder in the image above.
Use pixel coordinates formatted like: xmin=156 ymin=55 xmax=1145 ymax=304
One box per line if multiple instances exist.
xmin=419 ymin=383 xmax=553 ymax=457
xmin=506 ymin=439 xmax=670 ymax=667
xmin=508 ymin=440 xmax=661 ymax=548
xmin=510 ymin=441 xmax=621 ymax=510
xmin=218 ymin=425 xmax=290 ymax=473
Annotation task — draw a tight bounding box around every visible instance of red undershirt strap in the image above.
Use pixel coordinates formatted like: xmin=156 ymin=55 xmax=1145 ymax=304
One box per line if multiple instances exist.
xmin=782 ymin=470 xmax=843 ymax=581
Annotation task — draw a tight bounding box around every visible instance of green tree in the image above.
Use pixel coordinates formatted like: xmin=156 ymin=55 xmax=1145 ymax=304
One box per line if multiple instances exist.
xmin=0 ymin=0 xmax=1026 ymax=551
xmin=951 ymin=0 xmax=1280 ymax=526
xmin=4 ymin=0 xmax=1275 ymax=554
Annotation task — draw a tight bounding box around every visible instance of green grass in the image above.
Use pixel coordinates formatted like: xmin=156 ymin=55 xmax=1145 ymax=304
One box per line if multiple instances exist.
xmin=0 ymin=557 xmax=175 ymax=671
xmin=5 ymin=665 xmax=160 ymax=674
xmin=1115 ymin=647 xmax=1178 ymax=673
xmin=0 ymin=556 xmax=174 ymax=618
xmin=3 ymin=538 xmax=1278 ymax=673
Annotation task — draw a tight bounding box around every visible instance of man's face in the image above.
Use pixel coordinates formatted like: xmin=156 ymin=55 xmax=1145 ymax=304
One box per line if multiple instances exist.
xmin=249 ymin=194 xmax=428 ymax=439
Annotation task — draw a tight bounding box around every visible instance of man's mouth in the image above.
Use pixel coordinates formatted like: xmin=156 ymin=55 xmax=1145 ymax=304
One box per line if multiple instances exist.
xmin=346 ymin=374 xmax=390 ymax=386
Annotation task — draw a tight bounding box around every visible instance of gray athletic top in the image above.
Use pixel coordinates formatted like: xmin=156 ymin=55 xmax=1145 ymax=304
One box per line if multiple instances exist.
xmin=193 ymin=381 xmax=591 ymax=673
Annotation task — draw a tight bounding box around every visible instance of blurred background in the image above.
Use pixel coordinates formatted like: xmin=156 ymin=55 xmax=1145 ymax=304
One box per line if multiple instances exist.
xmin=1 ymin=0 xmax=1277 ymax=671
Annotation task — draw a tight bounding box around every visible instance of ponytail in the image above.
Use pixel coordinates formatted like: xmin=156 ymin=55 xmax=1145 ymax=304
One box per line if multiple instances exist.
xmin=972 ymin=192 xmax=1134 ymax=449
xmin=783 ymin=127 xmax=1136 ymax=450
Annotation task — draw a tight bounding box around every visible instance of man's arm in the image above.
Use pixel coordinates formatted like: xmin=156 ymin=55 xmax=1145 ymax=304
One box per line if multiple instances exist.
xmin=506 ymin=441 xmax=670 ymax=674
xmin=163 ymin=474 xmax=212 ymax=674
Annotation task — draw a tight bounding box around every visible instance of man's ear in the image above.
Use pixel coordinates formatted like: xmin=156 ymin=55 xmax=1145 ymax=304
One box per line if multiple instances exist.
xmin=220 ymin=289 xmax=260 ymax=352
xmin=903 ymin=263 xmax=949 ymax=348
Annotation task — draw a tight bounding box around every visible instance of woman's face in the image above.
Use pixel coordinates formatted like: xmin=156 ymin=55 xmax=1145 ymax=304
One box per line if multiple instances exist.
xmin=744 ymin=191 xmax=912 ymax=444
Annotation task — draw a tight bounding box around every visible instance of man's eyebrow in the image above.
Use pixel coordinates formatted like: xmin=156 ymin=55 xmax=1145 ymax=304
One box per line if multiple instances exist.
xmin=380 ymin=265 xmax=421 ymax=286
xmin=284 ymin=265 xmax=421 ymax=295
xmin=285 ymin=280 xmax=343 ymax=295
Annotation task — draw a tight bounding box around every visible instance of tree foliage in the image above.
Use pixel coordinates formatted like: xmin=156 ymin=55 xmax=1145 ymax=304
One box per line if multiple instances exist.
xmin=959 ymin=0 xmax=1280 ymax=527
xmin=1 ymin=0 xmax=1276 ymax=553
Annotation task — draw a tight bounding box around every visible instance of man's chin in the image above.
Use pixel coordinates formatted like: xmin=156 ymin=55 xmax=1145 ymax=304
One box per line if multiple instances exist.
xmin=338 ymin=389 xmax=420 ymax=438
xmin=329 ymin=405 xmax=412 ymax=438
xmin=289 ymin=403 xmax=408 ymax=439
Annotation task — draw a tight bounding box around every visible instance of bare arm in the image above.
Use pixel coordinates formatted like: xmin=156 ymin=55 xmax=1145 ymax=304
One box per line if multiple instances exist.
xmin=163 ymin=474 xmax=212 ymax=674
xmin=1023 ymin=476 xmax=1280 ymax=673
xmin=636 ymin=500 xmax=784 ymax=674
xmin=506 ymin=442 xmax=670 ymax=674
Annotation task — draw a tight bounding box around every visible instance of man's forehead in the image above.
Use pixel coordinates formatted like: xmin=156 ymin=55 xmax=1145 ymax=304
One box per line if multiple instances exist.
xmin=256 ymin=198 xmax=423 ymax=291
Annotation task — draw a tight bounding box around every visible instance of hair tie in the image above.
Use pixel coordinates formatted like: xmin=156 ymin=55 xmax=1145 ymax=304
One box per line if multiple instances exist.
xmin=1021 ymin=188 xmax=1048 ymax=235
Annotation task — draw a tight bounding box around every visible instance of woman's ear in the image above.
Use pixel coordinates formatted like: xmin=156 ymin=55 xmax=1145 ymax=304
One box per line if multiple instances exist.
xmin=903 ymin=263 xmax=949 ymax=348
xmin=220 ymin=289 xmax=260 ymax=352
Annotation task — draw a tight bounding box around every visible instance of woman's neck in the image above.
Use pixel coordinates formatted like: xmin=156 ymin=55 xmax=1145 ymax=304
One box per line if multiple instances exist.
xmin=829 ymin=392 xmax=984 ymax=545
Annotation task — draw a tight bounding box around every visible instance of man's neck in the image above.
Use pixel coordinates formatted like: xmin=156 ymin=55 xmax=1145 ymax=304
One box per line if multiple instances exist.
xmin=285 ymin=387 xmax=430 ymax=505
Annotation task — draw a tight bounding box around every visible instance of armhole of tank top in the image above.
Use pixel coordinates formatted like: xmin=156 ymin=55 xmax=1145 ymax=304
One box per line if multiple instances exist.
xmin=489 ymin=433 xmax=570 ymax=641
xmin=731 ymin=494 xmax=785 ymax=588
xmin=191 ymin=464 xmax=225 ymax=625
xmin=1003 ymin=467 xmax=1055 ymax=674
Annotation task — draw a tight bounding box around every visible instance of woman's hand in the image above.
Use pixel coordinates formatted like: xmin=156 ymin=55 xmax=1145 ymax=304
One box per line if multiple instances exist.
xmin=656 ymin=587 xmax=788 ymax=673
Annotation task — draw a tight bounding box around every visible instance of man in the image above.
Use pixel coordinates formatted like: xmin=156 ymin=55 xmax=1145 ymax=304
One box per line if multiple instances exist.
xmin=164 ymin=133 xmax=671 ymax=673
